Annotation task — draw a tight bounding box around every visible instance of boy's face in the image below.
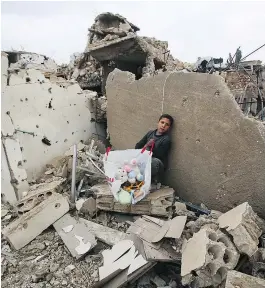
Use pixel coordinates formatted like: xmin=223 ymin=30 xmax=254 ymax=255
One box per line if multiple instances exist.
xmin=157 ymin=117 xmax=171 ymax=134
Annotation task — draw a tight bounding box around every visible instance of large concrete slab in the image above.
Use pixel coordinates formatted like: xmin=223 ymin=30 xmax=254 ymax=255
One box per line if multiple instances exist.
xmin=106 ymin=69 xmax=265 ymax=218
xmin=2 ymin=193 xmax=69 ymax=250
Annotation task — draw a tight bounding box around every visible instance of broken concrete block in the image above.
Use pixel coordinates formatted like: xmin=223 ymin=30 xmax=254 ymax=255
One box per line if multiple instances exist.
xmin=127 ymin=216 xmax=165 ymax=247
xmin=102 ymin=240 xmax=134 ymax=266
xmin=2 ymin=193 xmax=69 ymax=250
xmin=218 ymin=202 xmax=262 ymax=257
xmin=164 ymin=216 xmax=187 ymax=239
xmin=127 ymin=254 xmax=147 ymax=275
xmin=78 ymin=197 xmax=97 ymax=216
xmin=181 ymin=228 xmax=240 ymax=287
xmin=127 ymin=220 xmax=181 ymax=262
xmin=97 ymin=236 xmax=152 ymax=287
xmin=53 ymin=213 xmax=97 ymax=259
xmin=78 ymin=218 xmax=127 ymax=246
xmin=225 ymin=270 xmax=265 ymax=287
xmin=75 ymin=198 xmax=86 ymax=211
xmin=28 ymin=178 xmax=65 ymax=196
xmin=99 ymin=245 xmax=136 ymax=284
xmin=15 ymin=179 xmax=66 ymax=214
xmin=143 ymin=240 xmax=181 ymax=262
xmin=95 ymin=184 xmax=174 ymax=217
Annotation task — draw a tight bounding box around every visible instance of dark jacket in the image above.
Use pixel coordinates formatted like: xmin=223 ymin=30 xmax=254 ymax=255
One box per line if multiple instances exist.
xmin=135 ymin=130 xmax=171 ymax=168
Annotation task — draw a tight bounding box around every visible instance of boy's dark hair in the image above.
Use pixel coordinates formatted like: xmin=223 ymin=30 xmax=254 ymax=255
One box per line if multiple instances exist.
xmin=159 ymin=114 xmax=174 ymax=126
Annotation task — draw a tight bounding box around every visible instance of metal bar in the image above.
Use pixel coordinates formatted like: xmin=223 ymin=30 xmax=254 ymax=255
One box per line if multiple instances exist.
xmin=70 ymin=144 xmax=77 ymax=203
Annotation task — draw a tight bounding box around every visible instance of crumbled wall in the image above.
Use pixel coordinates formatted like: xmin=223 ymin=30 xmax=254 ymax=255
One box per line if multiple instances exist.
xmin=225 ymin=70 xmax=253 ymax=98
xmin=1 ymin=53 xmax=104 ymax=201
xmin=106 ymin=69 xmax=265 ymax=218
xmin=6 ymin=51 xmax=58 ymax=72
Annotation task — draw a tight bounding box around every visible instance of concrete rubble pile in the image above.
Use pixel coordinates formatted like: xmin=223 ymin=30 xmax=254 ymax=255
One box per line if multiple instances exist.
xmin=2 ymin=140 xmax=265 ymax=287
xmin=2 ymin=11 xmax=265 ymax=288
xmin=61 ymin=52 xmax=103 ymax=90
xmin=60 ymin=12 xmax=188 ymax=123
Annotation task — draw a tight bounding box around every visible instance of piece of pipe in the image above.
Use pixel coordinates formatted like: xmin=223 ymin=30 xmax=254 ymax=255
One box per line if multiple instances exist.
xmin=70 ymin=144 xmax=77 ymax=203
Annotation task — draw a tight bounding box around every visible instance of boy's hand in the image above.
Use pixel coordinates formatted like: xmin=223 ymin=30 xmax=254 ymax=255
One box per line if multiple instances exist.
xmin=146 ymin=139 xmax=155 ymax=147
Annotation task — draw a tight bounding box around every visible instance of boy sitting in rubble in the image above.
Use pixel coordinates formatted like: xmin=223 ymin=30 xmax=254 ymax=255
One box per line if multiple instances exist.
xmin=135 ymin=114 xmax=173 ymax=188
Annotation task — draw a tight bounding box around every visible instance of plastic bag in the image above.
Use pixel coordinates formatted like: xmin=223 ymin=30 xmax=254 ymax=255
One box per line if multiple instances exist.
xmin=103 ymin=147 xmax=152 ymax=204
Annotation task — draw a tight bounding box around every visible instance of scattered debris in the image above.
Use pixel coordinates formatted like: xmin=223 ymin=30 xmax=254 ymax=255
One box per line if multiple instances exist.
xmin=1 ymin=10 xmax=265 ymax=288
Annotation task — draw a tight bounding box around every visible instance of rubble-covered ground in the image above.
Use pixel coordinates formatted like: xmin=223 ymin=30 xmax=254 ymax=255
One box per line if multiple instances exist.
xmin=2 ymin=208 xmax=126 ymax=288
xmin=1 ymin=10 xmax=265 ymax=288
xmin=1 ymin=206 xmax=185 ymax=288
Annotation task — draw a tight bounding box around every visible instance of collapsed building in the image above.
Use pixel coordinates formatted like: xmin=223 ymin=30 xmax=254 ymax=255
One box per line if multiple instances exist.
xmin=63 ymin=13 xmax=185 ymax=93
xmin=194 ymin=55 xmax=265 ymax=120
xmin=1 ymin=11 xmax=265 ymax=288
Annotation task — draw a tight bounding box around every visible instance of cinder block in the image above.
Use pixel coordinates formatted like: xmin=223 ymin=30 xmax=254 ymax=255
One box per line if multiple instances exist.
xmin=2 ymin=193 xmax=69 ymax=250
xmin=181 ymin=228 xmax=239 ymax=287
xmin=218 ymin=202 xmax=262 ymax=257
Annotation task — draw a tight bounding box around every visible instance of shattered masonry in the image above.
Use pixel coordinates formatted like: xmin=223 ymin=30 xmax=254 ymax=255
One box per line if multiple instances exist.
xmin=1 ymin=11 xmax=265 ymax=288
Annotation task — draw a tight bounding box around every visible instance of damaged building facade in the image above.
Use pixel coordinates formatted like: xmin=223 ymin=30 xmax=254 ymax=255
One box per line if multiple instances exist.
xmin=1 ymin=11 xmax=265 ymax=288
xmin=1 ymin=51 xmax=105 ymax=203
